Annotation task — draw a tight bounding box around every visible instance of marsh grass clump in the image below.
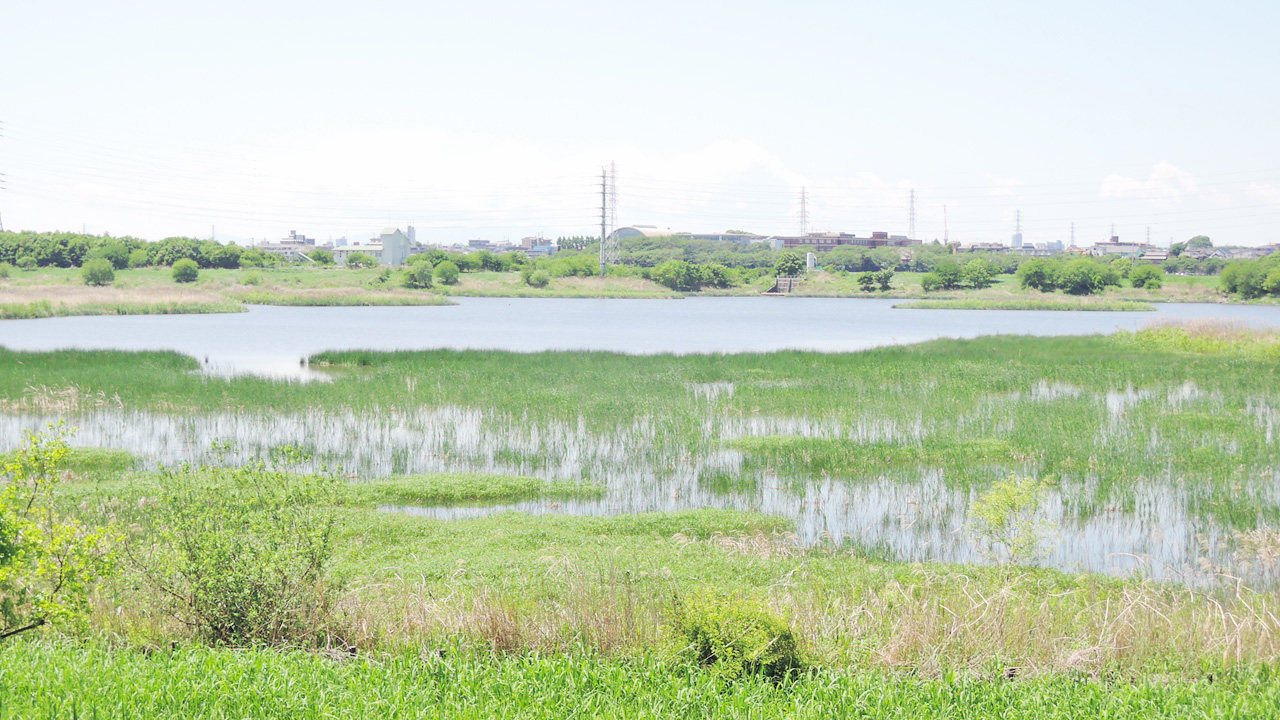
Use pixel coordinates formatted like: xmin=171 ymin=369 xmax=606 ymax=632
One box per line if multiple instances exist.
xmin=350 ymin=473 xmax=604 ymax=506
xmin=670 ymin=588 xmax=802 ymax=680
xmin=1117 ymin=320 xmax=1280 ymax=360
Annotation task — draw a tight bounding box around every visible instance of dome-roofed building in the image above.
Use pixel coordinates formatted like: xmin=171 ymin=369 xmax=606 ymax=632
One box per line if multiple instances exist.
xmin=607 ymin=225 xmax=677 ymax=240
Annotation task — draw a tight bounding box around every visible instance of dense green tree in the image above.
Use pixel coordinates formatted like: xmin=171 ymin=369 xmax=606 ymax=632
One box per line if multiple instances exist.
xmin=435 ymin=260 xmax=460 ymax=285
xmin=172 ymin=258 xmax=199 ymax=283
xmin=1129 ymin=263 xmax=1165 ymax=290
xmin=774 ymin=251 xmax=805 ymax=277
xmin=307 ymin=249 xmax=334 ymax=265
xmin=401 ymin=261 xmax=434 ymax=289
xmin=961 ymin=258 xmax=995 ymax=289
xmin=81 ymin=258 xmax=115 ymax=286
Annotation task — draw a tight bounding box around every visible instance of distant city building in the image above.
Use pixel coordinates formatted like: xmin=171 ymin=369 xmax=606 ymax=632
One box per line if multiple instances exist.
xmin=1011 ymin=231 xmax=1024 ymax=248
xmin=1090 ymin=236 xmax=1153 ymax=258
xmin=332 ymin=227 xmax=411 ymax=266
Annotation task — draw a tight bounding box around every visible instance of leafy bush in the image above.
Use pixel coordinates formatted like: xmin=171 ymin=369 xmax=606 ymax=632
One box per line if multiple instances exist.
xmin=1 ymin=424 xmax=116 ymax=640
xmin=140 ymin=464 xmax=341 ymax=646
xmin=435 ymin=260 xmax=460 ymax=285
xmin=345 ymin=252 xmax=377 ymax=269
xmin=308 ymin=249 xmax=334 ymax=265
xmin=242 ymin=272 xmax=263 ymax=286
xmin=81 ymin=258 xmax=115 ymax=286
xmin=858 ymin=269 xmax=894 ymax=292
xmin=0 ymin=262 xmax=10 ymax=279
xmin=1130 ymin=263 xmax=1165 ymax=289
xmin=920 ymin=272 xmax=942 ymax=292
xmin=171 ymin=258 xmax=199 ymax=283
xmin=961 ymin=258 xmax=995 ymax=289
xmin=127 ymin=249 xmax=149 ymax=269
xmin=670 ymin=588 xmax=801 ymax=680
xmin=15 ymin=255 xmax=36 ymax=270
xmin=402 ymin=261 xmax=434 ymax=289
xmin=525 ymin=269 xmax=550 ymax=288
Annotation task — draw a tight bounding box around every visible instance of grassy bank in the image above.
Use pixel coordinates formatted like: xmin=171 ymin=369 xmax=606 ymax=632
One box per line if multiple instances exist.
xmin=5 ymin=641 xmax=1277 ymax=720
xmin=894 ymin=298 xmax=1157 ymax=311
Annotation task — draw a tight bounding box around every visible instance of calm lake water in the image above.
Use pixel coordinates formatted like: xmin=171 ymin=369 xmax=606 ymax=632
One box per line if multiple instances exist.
xmin=2 ymin=297 xmax=1279 ymax=378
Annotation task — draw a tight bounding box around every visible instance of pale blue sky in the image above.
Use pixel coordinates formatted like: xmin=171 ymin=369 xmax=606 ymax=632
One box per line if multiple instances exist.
xmin=3 ymin=0 xmax=1278 ymax=246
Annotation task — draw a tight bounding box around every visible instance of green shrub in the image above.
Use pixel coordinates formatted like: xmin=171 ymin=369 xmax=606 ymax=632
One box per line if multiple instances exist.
xmin=15 ymin=256 xmax=36 ymax=271
xmin=435 ymin=260 xmax=460 ymax=285
xmin=670 ymin=588 xmax=801 ymax=680
xmin=1 ymin=424 xmax=117 ymax=640
xmin=242 ymin=272 xmax=263 ymax=286
xmin=127 ymin=249 xmax=149 ymax=269
xmin=0 ymin=262 xmax=10 ymax=279
xmin=143 ymin=464 xmax=341 ymax=647
xmin=1130 ymin=263 xmax=1165 ymax=290
xmin=81 ymin=258 xmax=115 ymax=286
xmin=525 ymin=269 xmax=550 ymax=288
xmin=171 ymin=258 xmax=199 ymax=283
xmin=402 ymin=262 xmax=434 ymax=289
xmin=345 ymin=252 xmax=377 ymax=269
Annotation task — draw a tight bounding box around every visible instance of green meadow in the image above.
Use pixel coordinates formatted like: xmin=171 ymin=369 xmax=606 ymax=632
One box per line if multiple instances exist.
xmin=3 ymin=322 xmax=1280 ymax=717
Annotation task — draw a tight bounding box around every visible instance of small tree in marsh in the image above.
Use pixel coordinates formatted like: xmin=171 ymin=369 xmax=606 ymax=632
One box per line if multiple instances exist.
xmin=171 ymin=258 xmax=199 ymax=283
xmin=1 ymin=424 xmax=117 ymax=640
xmin=969 ymin=475 xmax=1055 ymax=564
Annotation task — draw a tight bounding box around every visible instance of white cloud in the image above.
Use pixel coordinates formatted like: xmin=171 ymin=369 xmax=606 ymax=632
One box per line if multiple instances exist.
xmin=1100 ymin=162 xmax=1198 ymax=206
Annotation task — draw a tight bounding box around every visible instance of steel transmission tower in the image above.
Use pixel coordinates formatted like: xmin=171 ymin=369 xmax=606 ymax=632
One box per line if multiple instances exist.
xmin=798 ymin=187 xmax=809 ymax=236
xmin=943 ymin=205 xmax=949 ymax=243
xmin=608 ymin=161 xmax=618 ymax=237
xmin=599 ymin=168 xmax=608 ymax=276
xmin=908 ymin=189 xmax=916 ymax=240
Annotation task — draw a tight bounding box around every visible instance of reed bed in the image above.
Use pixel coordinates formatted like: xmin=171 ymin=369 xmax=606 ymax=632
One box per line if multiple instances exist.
xmin=229 ymin=287 xmax=455 ymax=306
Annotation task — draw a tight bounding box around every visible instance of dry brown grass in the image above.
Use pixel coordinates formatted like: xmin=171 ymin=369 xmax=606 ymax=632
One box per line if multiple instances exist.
xmin=289 ymin=532 xmax=1280 ymax=676
xmin=0 ymin=384 xmax=123 ymax=413
xmin=0 ymin=284 xmax=228 ymax=307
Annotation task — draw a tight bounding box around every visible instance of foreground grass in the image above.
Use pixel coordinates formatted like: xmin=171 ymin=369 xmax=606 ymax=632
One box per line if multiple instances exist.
xmin=4 ymin=641 xmax=1277 ymax=720
xmin=894 ymin=298 xmax=1156 ymax=311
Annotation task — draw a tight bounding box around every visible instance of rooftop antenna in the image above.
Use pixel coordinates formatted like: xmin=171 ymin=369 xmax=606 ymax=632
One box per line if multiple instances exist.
xmin=799 ymin=187 xmax=809 ymax=236
xmin=908 ymin=189 xmax=916 ymax=240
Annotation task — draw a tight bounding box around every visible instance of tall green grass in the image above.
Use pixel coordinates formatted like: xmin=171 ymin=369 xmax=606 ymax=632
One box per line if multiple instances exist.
xmin=3 ymin=641 xmax=1277 ymax=720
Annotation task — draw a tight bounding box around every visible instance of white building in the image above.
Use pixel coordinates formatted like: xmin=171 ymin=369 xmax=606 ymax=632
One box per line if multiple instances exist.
xmin=333 ymin=228 xmax=412 ymax=266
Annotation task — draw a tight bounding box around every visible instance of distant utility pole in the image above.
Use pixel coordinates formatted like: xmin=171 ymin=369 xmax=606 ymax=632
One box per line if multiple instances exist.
xmin=599 ymin=168 xmax=608 ymax=277
xmin=1110 ymin=223 xmax=1116 ymax=238
xmin=1146 ymin=226 xmax=1151 ymax=245
xmin=1070 ymin=222 xmax=1075 ymax=245
xmin=943 ymin=205 xmax=949 ymax=243
xmin=1015 ymin=210 xmax=1021 ymax=235
xmin=798 ymin=187 xmax=809 ymax=236
xmin=908 ymin=189 xmax=916 ymax=240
